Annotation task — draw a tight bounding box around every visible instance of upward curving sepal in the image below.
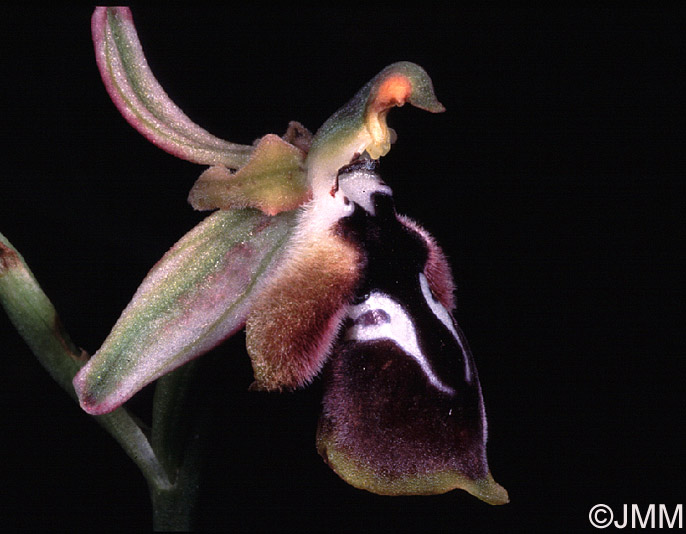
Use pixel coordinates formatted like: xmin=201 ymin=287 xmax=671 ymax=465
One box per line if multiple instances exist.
xmin=92 ymin=7 xmax=253 ymax=167
xmin=73 ymin=209 xmax=296 ymax=414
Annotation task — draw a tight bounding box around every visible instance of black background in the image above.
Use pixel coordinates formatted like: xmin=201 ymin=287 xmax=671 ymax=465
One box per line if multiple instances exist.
xmin=1 ymin=5 xmax=684 ymax=532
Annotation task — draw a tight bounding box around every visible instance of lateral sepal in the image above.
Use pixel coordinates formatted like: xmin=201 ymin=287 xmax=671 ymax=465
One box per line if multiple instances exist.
xmin=73 ymin=209 xmax=296 ymax=414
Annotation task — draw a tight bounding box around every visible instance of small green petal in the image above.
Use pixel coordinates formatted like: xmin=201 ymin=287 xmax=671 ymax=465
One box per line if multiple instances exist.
xmin=188 ymin=132 xmax=310 ymax=216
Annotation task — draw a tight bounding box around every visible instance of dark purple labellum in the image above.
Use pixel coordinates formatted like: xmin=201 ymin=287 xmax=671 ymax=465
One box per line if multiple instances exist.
xmin=316 ymin=160 xmax=508 ymax=504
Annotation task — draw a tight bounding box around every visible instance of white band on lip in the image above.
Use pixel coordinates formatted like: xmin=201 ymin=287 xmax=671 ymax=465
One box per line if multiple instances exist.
xmin=345 ymin=291 xmax=456 ymax=395
xmin=419 ymin=272 xmax=472 ymax=383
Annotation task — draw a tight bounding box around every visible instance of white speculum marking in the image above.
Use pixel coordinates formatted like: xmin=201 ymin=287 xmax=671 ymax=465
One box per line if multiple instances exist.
xmin=419 ymin=272 xmax=472 ymax=383
xmin=345 ymin=291 xmax=456 ymax=395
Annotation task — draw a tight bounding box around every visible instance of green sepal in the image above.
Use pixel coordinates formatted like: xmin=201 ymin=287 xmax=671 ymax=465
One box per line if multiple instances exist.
xmin=73 ymin=208 xmax=297 ymax=414
xmin=93 ymin=7 xmax=254 ymax=167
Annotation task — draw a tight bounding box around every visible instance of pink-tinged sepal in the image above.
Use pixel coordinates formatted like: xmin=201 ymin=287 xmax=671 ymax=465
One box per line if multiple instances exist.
xmin=92 ymin=7 xmax=253 ymax=168
xmin=314 ymin=162 xmax=508 ymax=503
xmin=73 ymin=209 xmax=296 ymax=414
xmin=95 ymin=7 xmax=316 ymax=217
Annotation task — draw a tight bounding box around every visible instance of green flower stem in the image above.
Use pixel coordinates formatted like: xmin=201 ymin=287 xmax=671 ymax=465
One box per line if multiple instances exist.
xmin=150 ymin=362 xmax=203 ymax=531
xmin=152 ymin=361 xmax=199 ymax=483
xmin=0 ymin=232 xmax=190 ymax=520
xmin=97 ymin=408 xmax=173 ymax=492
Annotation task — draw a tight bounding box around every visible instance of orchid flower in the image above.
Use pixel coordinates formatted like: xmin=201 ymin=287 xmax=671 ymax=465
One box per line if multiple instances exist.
xmin=64 ymin=6 xmax=507 ymax=505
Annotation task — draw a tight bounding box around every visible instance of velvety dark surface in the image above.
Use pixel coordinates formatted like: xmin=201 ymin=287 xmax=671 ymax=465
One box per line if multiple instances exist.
xmin=1 ymin=5 xmax=683 ymax=532
xmin=321 ymin=338 xmax=486 ymax=481
xmin=324 ymin=180 xmax=487 ymax=483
